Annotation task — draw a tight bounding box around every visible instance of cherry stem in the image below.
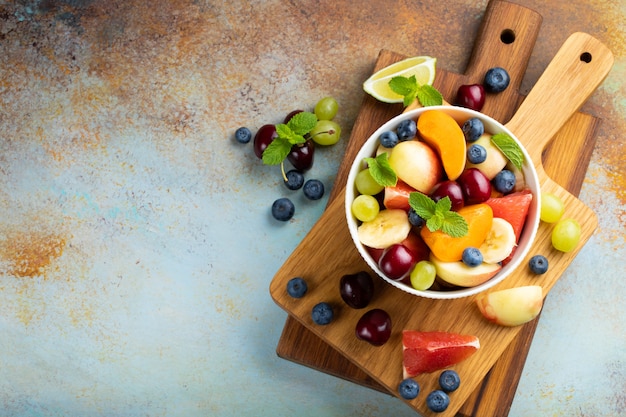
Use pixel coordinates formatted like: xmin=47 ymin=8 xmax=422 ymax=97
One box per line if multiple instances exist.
xmin=280 ymin=161 xmax=288 ymax=182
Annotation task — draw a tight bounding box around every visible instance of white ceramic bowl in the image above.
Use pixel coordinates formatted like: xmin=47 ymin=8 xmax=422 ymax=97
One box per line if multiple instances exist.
xmin=345 ymin=106 xmax=540 ymax=299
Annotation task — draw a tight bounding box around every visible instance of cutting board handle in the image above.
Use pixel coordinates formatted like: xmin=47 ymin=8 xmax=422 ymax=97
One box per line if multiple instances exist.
xmin=506 ymin=32 xmax=613 ymax=169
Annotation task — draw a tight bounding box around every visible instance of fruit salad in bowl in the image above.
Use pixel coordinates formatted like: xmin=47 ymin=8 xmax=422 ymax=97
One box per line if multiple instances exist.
xmin=345 ymin=105 xmax=540 ymax=299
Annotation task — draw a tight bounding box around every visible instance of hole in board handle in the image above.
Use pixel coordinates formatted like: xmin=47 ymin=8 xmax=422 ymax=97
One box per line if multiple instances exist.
xmin=500 ymin=29 xmax=515 ymax=44
xmin=580 ymin=52 xmax=592 ymax=63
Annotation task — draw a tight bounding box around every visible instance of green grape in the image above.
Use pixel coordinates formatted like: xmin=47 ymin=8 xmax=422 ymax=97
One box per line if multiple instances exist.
xmin=540 ymin=192 xmax=565 ymax=223
xmin=409 ymin=260 xmax=436 ymax=291
xmin=551 ymin=218 xmax=581 ymax=252
xmin=355 ymin=168 xmax=384 ymax=196
xmin=314 ymin=96 xmax=338 ymax=120
xmin=310 ymin=120 xmax=341 ymax=146
xmin=351 ymin=195 xmax=380 ymax=222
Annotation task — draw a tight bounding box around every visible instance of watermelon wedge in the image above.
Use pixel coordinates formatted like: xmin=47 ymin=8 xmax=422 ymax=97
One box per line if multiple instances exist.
xmin=484 ymin=189 xmax=533 ymax=242
xmin=402 ymin=330 xmax=480 ymax=378
xmin=383 ymin=180 xmax=417 ymax=211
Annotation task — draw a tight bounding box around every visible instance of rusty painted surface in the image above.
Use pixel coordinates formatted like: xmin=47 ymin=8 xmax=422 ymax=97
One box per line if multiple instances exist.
xmin=0 ymin=1 xmax=623 ymax=416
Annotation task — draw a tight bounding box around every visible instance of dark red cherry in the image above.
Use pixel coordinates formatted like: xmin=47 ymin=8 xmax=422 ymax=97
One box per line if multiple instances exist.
xmin=253 ymin=124 xmax=278 ymax=159
xmin=430 ymin=180 xmax=465 ymax=211
xmin=458 ymin=168 xmax=492 ymax=204
xmin=339 ymin=271 xmax=374 ymax=309
xmin=355 ymin=309 xmax=392 ymax=346
xmin=456 ymin=84 xmax=485 ymax=111
xmin=284 ymin=110 xmax=303 ymax=124
xmin=287 ymin=140 xmax=315 ymax=171
xmin=378 ymin=244 xmax=417 ymax=281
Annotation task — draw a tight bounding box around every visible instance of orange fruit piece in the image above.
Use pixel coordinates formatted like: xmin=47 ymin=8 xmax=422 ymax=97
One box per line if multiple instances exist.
xmin=402 ymin=330 xmax=480 ymax=378
xmin=420 ymin=203 xmax=493 ymax=262
xmin=417 ymin=110 xmax=467 ymax=181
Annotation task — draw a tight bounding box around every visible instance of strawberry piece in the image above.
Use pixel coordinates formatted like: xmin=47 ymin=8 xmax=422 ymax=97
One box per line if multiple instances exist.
xmin=484 ymin=189 xmax=533 ymax=242
xmin=383 ymin=180 xmax=416 ymax=211
xmin=402 ymin=330 xmax=480 ymax=378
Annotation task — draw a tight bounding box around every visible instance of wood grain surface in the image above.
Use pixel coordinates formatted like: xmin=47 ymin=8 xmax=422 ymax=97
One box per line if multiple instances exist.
xmin=272 ymin=1 xmax=613 ymax=416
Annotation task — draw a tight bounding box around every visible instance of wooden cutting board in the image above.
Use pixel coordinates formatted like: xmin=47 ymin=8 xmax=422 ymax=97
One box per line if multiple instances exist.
xmin=270 ymin=1 xmax=613 ymax=416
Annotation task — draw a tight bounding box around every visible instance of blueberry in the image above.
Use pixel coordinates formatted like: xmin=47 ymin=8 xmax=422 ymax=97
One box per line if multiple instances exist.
xmin=438 ymin=370 xmax=461 ymax=393
xmin=529 ymin=255 xmax=549 ymax=275
xmin=284 ymin=169 xmax=305 ymax=190
xmin=311 ymin=302 xmax=333 ymax=325
xmin=493 ymin=169 xmax=516 ymax=194
xmin=286 ymin=277 xmax=308 ymax=298
xmin=426 ymin=390 xmax=450 ymax=413
xmin=484 ymin=67 xmax=511 ymax=93
xmin=396 ymin=119 xmax=417 ymax=141
xmin=379 ymin=130 xmax=399 ymax=148
xmin=398 ymin=378 xmax=420 ymax=400
xmin=462 ymin=117 xmax=484 ymax=142
xmin=303 ymin=179 xmax=324 ymax=200
xmin=408 ymin=208 xmax=425 ymax=227
xmin=467 ymin=144 xmax=487 ymax=164
xmin=462 ymin=247 xmax=483 ymax=267
xmin=271 ymin=197 xmax=295 ymax=221
xmin=234 ymin=127 xmax=252 ymax=143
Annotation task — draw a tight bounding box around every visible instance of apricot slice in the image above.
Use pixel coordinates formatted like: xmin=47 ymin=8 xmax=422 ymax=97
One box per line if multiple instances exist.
xmin=420 ymin=203 xmax=493 ymax=262
xmin=417 ymin=110 xmax=466 ymax=181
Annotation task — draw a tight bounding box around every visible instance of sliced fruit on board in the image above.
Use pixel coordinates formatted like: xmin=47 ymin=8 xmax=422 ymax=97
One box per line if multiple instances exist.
xmin=484 ymin=189 xmax=532 ymax=242
xmin=476 ymin=286 xmax=543 ymax=327
xmin=363 ymin=56 xmax=437 ymax=103
xmin=402 ymin=330 xmax=480 ymax=378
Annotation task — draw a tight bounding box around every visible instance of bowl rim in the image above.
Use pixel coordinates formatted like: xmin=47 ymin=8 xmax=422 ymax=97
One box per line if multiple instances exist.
xmin=344 ymin=105 xmax=541 ymax=300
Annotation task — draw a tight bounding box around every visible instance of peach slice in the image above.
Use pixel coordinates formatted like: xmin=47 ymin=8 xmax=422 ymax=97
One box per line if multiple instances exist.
xmin=417 ymin=110 xmax=467 ymax=181
xmin=476 ymin=286 xmax=543 ymax=326
xmin=420 ymin=203 xmax=493 ymax=262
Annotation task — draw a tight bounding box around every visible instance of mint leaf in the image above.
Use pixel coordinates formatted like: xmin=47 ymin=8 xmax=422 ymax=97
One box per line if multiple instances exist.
xmin=262 ymin=138 xmax=292 ymax=165
xmin=388 ymin=75 xmax=443 ymax=107
xmin=408 ymin=192 xmax=437 ymax=219
xmin=287 ymin=111 xmax=317 ymax=136
xmin=491 ymin=133 xmax=524 ymax=170
xmin=275 ymin=124 xmax=306 ymax=145
xmin=440 ymin=211 xmax=468 ymax=237
xmin=364 ymin=153 xmax=397 ymax=187
xmin=409 ymin=194 xmax=468 ymax=237
xmin=416 ymin=84 xmax=443 ymax=107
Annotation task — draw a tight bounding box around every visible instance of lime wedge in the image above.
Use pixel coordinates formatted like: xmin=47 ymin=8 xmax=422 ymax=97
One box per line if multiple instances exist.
xmin=363 ymin=56 xmax=437 ymax=103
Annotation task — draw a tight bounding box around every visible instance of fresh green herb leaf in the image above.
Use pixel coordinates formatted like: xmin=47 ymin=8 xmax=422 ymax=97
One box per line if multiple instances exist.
xmin=416 ymin=84 xmax=443 ymax=107
xmin=389 ymin=75 xmax=418 ymax=106
xmin=262 ymin=138 xmax=292 ymax=165
xmin=491 ymin=132 xmax=524 ymax=170
xmin=408 ymin=194 xmax=468 ymax=237
xmin=364 ymin=153 xmax=397 ymax=187
xmin=287 ymin=111 xmax=318 ymax=136
xmin=440 ymin=210 xmax=468 ymax=237
xmin=388 ymin=75 xmax=443 ymax=107
xmin=262 ymin=111 xmax=318 ymax=166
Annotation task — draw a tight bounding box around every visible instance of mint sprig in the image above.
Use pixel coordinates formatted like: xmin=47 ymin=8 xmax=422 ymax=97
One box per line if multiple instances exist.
xmin=409 ymin=193 xmax=468 ymax=238
xmin=364 ymin=152 xmax=397 ymax=187
xmin=491 ymin=132 xmax=525 ymax=170
xmin=388 ymin=75 xmax=443 ymax=107
xmin=262 ymin=111 xmax=318 ymax=165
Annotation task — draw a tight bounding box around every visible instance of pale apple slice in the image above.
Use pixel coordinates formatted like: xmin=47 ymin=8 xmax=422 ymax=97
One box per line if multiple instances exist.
xmin=430 ymin=254 xmax=501 ymax=287
xmin=387 ymin=140 xmax=443 ymax=193
xmin=476 ymin=286 xmax=543 ymax=326
xmin=465 ymin=133 xmax=508 ymax=180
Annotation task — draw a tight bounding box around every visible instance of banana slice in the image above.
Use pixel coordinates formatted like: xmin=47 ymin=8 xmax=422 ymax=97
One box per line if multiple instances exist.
xmin=357 ymin=209 xmax=411 ymax=249
xmin=479 ymin=217 xmax=517 ymax=264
